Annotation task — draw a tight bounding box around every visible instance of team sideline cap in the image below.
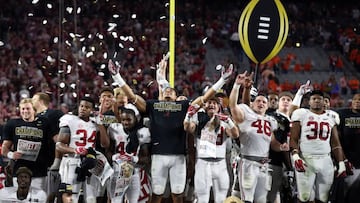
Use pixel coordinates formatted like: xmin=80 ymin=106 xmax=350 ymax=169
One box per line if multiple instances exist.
xmin=58 ymin=183 xmax=77 ymax=194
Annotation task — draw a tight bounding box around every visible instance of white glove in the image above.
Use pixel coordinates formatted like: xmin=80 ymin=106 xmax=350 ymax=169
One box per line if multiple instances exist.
xmin=108 ymin=59 xmax=126 ymax=87
xmin=292 ymin=80 xmax=312 ymax=106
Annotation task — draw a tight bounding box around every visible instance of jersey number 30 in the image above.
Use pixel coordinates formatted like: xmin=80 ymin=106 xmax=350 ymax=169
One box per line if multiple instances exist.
xmin=306 ymin=121 xmax=330 ymax=140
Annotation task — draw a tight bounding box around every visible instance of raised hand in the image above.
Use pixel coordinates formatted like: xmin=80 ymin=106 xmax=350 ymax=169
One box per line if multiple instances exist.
xmin=297 ymin=80 xmax=312 ymax=96
xmin=108 ymin=59 xmax=119 ymax=75
xmin=221 ymin=64 xmax=234 ymax=81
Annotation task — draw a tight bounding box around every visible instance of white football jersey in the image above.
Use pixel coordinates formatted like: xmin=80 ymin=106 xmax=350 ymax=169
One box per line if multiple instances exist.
xmin=237 ymin=104 xmax=278 ymax=157
xmin=108 ymin=123 xmax=151 ymax=156
xmin=59 ymin=114 xmax=98 ymax=149
xmin=291 ymin=108 xmax=337 ymax=155
xmin=194 ymin=117 xmax=231 ymax=159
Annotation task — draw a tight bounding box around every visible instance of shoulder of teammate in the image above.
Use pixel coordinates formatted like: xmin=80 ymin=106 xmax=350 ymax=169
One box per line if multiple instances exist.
xmin=137 ymin=127 xmax=151 ymax=144
xmin=59 ymin=114 xmax=77 ymax=127
xmin=326 ymin=109 xmax=340 ymax=125
xmin=49 ymin=109 xmax=64 ymax=120
xmin=265 ymin=114 xmax=279 ymax=132
xmin=291 ymin=108 xmax=307 ymax=122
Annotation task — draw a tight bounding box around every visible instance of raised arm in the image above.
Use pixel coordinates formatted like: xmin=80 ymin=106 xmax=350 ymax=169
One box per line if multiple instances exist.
xmin=229 ymin=71 xmax=252 ymax=124
xmin=109 ymin=59 xmax=146 ymax=113
xmin=191 ymin=64 xmax=234 ymax=106
xmin=289 ymin=80 xmax=312 ymax=116
xmin=156 ymin=53 xmax=170 ymax=100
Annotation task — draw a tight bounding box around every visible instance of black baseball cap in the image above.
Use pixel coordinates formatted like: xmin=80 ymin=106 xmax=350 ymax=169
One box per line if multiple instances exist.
xmin=58 ymin=183 xmax=77 ymax=194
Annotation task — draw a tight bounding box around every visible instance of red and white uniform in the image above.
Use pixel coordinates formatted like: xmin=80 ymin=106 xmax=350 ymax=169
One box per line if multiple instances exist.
xmin=107 ymin=122 xmax=151 ymax=203
xmin=60 ymin=114 xmax=97 ymax=149
xmin=291 ymin=108 xmax=337 ymax=202
xmin=193 ymin=115 xmax=233 ymax=203
xmin=58 ymin=114 xmax=98 ymax=203
xmin=236 ymin=104 xmax=277 ymax=203
xmin=237 ymin=104 xmax=278 ymax=157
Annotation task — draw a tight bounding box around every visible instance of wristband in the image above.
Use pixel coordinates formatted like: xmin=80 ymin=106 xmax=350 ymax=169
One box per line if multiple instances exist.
xmin=227 ymin=119 xmax=235 ymax=129
xmin=212 ymin=78 xmax=225 ymax=92
xmin=7 ymin=151 xmax=14 ymax=159
xmin=233 ymin=83 xmax=241 ymax=91
xmin=112 ymin=74 xmax=126 ymax=87
xmin=292 ymin=153 xmax=300 ymax=161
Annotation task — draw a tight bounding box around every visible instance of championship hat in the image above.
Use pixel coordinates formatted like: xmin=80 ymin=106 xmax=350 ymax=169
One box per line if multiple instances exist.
xmin=58 ymin=183 xmax=77 ymax=194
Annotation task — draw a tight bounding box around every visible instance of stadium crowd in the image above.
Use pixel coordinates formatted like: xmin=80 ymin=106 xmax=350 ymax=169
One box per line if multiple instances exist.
xmin=0 ymin=0 xmax=360 ymax=203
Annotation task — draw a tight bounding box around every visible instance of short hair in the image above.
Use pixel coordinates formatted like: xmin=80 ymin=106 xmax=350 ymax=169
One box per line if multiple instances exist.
xmin=323 ymin=92 xmax=331 ymax=100
xmin=309 ymin=89 xmax=324 ymax=97
xmin=80 ymin=96 xmax=95 ymax=107
xmin=279 ymin=91 xmax=294 ymax=100
xmin=34 ymin=92 xmax=51 ymax=106
xmin=19 ymin=98 xmax=34 ymax=109
xmin=16 ymin=167 xmax=33 ymax=177
xmin=100 ymin=86 xmax=114 ymax=95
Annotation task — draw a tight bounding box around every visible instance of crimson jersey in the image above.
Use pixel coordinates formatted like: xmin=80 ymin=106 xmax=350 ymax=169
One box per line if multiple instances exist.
xmin=291 ymin=108 xmax=337 ymax=155
xmin=236 ymin=104 xmax=278 ymax=157
xmin=59 ymin=114 xmax=97 ymax=149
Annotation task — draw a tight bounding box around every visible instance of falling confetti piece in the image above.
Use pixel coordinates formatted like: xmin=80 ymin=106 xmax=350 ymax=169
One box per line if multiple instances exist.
xmin=160 ymin=16 xmax=166 ymax=20
xmin=53 ymin=37 xmax=58 ymax=43
xmin=32 ymin=0 xmax=39 ymax=4
xmin=47 ymin=3 xmax=52 ymax=9
xmin=202 ymin=37 xmax=207 ymax=44
xmin=161 ymin=37 xmax=168 ymax=42
xmin=66 ymin=7 xmax=73 ymax=14
xmin=216 ymin=64 xmax=223 ymax=71
xmin=98 ymin=72 xmax=105 ymax=76
xmin=131 ymin=14 xmax=137 ymax=19
xmin=59 ymin=82 xmax=66 ymax=88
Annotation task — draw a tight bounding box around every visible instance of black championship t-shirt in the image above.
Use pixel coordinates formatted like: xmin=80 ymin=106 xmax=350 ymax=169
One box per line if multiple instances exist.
xmin=2 ymin=116 xmax=56 ymax=177
xmin=146 ymin=100 xmax=189 ymax=155
xmin=337 ymin=108 xmax=360 ymax=168
xmin=37 ymin=109 xmax=64 ymax=166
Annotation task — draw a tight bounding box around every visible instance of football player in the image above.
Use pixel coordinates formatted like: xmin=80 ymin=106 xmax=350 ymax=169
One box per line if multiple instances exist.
xmin=184 ymin=96 xmax=239 ymax=202
xmin=289 ymin=90 xmax=346 ymax=203
xmin=56 ymin=96 xmax=107 ymax=203
xmin=229 ymin=71 xmax=289 ymax=203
